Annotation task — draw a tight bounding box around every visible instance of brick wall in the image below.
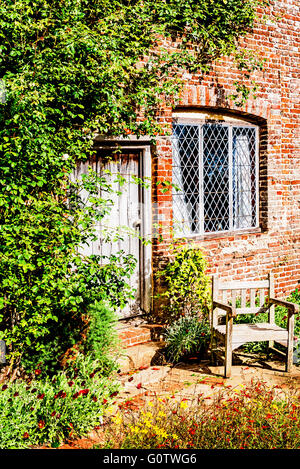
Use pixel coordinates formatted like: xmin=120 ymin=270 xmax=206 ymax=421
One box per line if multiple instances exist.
xmin=151 ymin=0 xmax=300 ymax=311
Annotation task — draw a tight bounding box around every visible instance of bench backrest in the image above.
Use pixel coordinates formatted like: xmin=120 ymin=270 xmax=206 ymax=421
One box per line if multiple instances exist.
xmin=211 ymin=273 xmax=275 ymax=327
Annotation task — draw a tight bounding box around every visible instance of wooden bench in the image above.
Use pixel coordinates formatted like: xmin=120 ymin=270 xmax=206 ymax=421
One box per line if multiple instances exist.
xmin=210 ymin=273 xmax=299 ymax=378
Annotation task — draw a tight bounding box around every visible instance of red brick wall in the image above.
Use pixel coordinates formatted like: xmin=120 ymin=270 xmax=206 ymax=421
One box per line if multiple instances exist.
xmin=151 ymin=0 xmax=300 ymax=310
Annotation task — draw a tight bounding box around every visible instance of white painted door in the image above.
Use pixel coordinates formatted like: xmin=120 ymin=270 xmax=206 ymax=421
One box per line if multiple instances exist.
xmin=74 ymin=151 xmax=143 ymax=318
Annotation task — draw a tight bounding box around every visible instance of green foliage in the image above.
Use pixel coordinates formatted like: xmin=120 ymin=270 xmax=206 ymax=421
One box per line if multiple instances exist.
xmin=0 ymin=0 xmax=268 ymax=137
xmin=84 ymin=300 xmax=120 ymax=374
xmin=0 ymin=353 xmax=119 ymax=449
xmin=0 ymin=159 xmax=137 ymax=372
xmin=0 ymin=0 xmax=270 ymax=371
xmin=155 ymin=244 xmax=211 ymax=323
xmin=164 ymin=314 xmax=210 ymax=363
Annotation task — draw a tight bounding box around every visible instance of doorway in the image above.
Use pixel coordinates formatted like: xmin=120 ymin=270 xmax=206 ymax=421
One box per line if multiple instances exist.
xmin=73 ymin=147 xmax=151 ymax=318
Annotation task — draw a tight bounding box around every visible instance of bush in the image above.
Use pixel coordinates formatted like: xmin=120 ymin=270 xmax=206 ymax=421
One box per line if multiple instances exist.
xmin=164 ymin=315 xmax=210 ymax=364
xmin=0 ymin=163 xmax=137 ymax=376
xmin=155 ymin=244 xmax=211 ymax=324
xmin=15 ymin=249 xmax=135 ymax=376
xmin=0 ymin=353 xmax=119 ymax=449
xmin=99 ymin=380 xmax=300 ymax=449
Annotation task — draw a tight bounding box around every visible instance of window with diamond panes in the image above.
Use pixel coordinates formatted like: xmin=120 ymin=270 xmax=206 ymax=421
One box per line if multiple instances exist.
xmin=172 ymin=122 xmax=258 ymax=236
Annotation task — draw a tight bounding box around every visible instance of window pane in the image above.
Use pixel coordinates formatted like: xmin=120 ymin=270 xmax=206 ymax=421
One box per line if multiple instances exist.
xmin=232 ymin=127 xmax=257 ymax=229
xmin=172 ymin=124 xmax=200 ymax=236
xmin=203 ymin=124 xmax=229 ymax=232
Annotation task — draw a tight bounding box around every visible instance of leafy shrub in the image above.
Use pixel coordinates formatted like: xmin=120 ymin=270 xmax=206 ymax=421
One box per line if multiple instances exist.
xmin=164 ymin=315 xmax=210 ymax=363
xmin=100 ymin=380 xmax=300 ymax=449
xmin=155 ymin=244 xmax=210 ymax=324
xmin=17 ymin=250 xmax=135 ymax=376
xmin=0 ymin=353 xmax=119 ymax=449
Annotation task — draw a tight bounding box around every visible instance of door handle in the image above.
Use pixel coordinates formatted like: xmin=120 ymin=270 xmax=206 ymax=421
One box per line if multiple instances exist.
xmin=133 ymin=219 xmax=142 ymax=228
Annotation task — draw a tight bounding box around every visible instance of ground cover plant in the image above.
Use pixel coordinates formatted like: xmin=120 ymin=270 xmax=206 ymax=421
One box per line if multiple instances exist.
xmin=0 ymin=353 xmax=119 ymax=449
xmin=98 ymin=380 xmax=300 ymax=449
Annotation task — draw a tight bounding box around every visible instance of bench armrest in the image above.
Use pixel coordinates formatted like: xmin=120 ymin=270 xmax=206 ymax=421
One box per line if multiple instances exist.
xmin=268 ymin=297 xmax=299 ymax=315
xmin=213 ymin=300 xmax=236 ymax=318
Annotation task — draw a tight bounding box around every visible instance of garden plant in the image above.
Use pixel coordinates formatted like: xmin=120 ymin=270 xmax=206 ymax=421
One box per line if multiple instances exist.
xmin=155 ymin=244 xmax=211 ymax=324
xmin=155 ymin=244 xmax=211 ymax=363
xmin=0 ymin=353 xmax=119 ymax=449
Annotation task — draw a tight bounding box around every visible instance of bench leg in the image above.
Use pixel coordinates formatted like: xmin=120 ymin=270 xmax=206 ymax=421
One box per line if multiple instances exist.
xmin=224 ymin=344 xmax=232 ymax=378
xmin=267 ymin=340 xmax=274 ymax=359
xmin=286 ymin=314 xmax=294 ymax=373
xmin=210 ymin=331 xmax=216 ymax=365
xmin=225 ymin=315 xmax=233 ymax=378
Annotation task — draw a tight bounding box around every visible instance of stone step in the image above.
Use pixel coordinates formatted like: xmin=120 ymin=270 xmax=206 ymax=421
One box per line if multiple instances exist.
xmin=117 ymin=340 xmax=166 ymax=373
xmin=117 ymin=324 xmax=165 ymax=348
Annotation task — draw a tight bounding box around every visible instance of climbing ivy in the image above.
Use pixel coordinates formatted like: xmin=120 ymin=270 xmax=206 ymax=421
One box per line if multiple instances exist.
xmin=0 ymin=0 xmax=270 ymax=373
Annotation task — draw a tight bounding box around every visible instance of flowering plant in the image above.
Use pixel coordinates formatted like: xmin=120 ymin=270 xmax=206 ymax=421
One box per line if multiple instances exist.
xmin=0 ymin=354 xmax=119 ymax=448
xmin=100 ymin=381 xmax=300 ymax=449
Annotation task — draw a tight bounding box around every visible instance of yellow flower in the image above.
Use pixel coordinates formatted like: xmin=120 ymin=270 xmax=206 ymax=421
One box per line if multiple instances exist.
xmin=154 ymin=427 xmax=168 ymax=438
xmin=129 ymin=426 xmax=139 ymax=434
xmin=112 ymin=413 xmax=122 ymax=425
xmin=148 ymin=401 xmax=154 ymax=407
xmin=106 ymin=406 xmax=115 ymax=414
xmin=180 ymin=400 xmax=188 ymax=409
xmin=158 ymin=411 xmax=166 ymax=417
xmin=172 ymin=433 xmax=178 ymax=440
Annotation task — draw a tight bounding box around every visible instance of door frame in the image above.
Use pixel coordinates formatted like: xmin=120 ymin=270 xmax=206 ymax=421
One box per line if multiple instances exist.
xmin=93 ymin=137 xmax=152 ymax=316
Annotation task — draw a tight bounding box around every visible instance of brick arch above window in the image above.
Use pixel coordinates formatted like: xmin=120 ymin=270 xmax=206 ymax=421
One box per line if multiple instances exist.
xmin=173 ymin=106 xmax=268 ymax=126
xmin=177 ymin=84 xmax=272 ymax=121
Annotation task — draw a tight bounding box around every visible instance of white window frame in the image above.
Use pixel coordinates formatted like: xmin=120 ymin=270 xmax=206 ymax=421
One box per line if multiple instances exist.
xmin=172 ymin=120 xmax=259 ymax=238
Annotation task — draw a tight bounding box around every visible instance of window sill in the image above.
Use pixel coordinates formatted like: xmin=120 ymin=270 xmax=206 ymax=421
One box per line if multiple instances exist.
xmin=174 ymin=227 xmax=262 ymax=242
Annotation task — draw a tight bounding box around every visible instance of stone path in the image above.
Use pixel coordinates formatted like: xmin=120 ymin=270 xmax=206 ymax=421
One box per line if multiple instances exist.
xmin=116 ymin=359 xmax=300 ymax=405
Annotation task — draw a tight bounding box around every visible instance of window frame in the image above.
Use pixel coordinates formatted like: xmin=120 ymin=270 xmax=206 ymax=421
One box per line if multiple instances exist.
xmin=172 ymin=119 xmax=260 ymax=238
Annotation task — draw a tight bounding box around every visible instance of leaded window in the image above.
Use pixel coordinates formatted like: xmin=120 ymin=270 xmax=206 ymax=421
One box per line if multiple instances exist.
xmin=172 ymin=122 xmax=258 ymax=236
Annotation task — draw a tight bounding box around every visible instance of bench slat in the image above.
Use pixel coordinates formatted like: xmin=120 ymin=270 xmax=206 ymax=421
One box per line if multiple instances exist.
xmin=216 ymin=306 xmax=267 ymax=316
xmin=218 ymin=280 xmax=269 ymax=290
xmin=214 ymin=323 xmax=288 ymax=350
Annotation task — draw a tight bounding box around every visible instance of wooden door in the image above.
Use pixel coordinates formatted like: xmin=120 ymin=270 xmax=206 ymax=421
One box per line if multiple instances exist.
xmin=74 ymin=150 xmax=143 ymax=318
